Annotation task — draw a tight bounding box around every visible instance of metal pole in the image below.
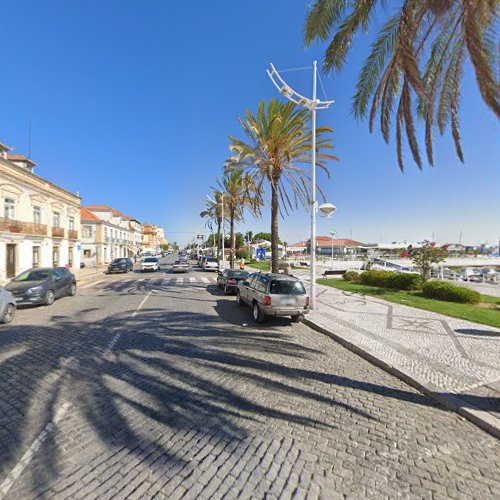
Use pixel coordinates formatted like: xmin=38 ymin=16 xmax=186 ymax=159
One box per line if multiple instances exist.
xmin=331 ymin=238 xmax=334 ymax=269
xmin=221 ymin=194 xmax=225 ymax=270
xmin=310 ymin=60 xmax=317 ymax=309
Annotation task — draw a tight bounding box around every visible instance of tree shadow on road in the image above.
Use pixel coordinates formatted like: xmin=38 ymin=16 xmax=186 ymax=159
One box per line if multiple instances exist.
xmin=0 ymin=305 xmax=496 ymax=496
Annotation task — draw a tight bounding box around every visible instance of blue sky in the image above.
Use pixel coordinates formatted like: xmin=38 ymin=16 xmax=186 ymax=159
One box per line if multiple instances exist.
xmin=1 ymin=1 xmax=499 ymax=246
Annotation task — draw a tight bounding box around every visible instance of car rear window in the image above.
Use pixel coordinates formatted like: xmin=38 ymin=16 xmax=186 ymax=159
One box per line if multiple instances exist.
xmin=206 ymin=258 xmax=217 ymax=262
xmin=143 ymin=258 xmax=158 ymax=263
xmin=227 ymin=271 xmax=248 ymax=278
xmin=270 ymin=280 xmax=306 ymax=295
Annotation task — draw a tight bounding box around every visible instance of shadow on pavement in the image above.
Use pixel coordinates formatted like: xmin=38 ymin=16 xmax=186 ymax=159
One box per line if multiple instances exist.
xmin=1 ymin=306 xmax=496 ymax=495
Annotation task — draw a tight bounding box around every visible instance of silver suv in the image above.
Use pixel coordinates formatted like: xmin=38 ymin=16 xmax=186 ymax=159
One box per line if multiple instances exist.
xmin=236 ymin=273 xmax=309 ymax=323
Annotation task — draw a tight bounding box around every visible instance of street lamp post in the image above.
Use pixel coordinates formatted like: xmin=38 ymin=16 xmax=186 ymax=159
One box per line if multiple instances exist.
xmin=207 ymin=193 xmax=225 ymax=270
xmin=330 ymin=230 xmax=337 ymax=269
xmin=267 ymin=61 xmax=334 ymax=309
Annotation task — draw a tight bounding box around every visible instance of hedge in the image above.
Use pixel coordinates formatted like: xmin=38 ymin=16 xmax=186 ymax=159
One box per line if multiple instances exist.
xmin=342 ymin=271 xmax=360 ymax=282
xmin=359 ymin=271 xmax=422 ymax=290
xmin=422 ymin=281 xmax=481 ymax=304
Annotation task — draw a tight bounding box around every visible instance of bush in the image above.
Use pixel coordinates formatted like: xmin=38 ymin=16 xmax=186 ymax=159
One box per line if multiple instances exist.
xmin=342 ymin=271 xmax=360 ymax=282
xmin=359 ymin=271 xmax=422 ymax=290
xmin=359 ymin=270 xmax=394 ymax=287
xmin=387 ymin=273 xmax=422 ymax=290
xmin=422 ymin=281 xmax=481 ymax=304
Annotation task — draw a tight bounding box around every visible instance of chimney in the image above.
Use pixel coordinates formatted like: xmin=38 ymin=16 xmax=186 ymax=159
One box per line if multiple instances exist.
xmin=0 ymin=142 xmax=12 ymax=160
xmin=6 ymin=153 xmax=36 ymax=173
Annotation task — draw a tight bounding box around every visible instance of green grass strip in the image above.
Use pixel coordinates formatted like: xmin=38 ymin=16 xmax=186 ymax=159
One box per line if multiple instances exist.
xmin=320 ymin=279 xmax=500 ymax=329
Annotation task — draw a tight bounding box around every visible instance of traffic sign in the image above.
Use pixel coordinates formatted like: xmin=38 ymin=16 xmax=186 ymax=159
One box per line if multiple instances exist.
xmin=256 ymin=248 xmax=266 ymax=259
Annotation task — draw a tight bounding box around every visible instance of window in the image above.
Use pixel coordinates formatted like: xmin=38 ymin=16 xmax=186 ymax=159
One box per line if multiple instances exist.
xmin=52 ymin=246 xmax=60 ymax=267
xmin=4 ymin=198 xmax=15 ymax=219
xmin=83 ymin=249 xmax=91 ymax=258
xmin=83 ymin=226 xmax=92 ymax=238
xmin=68 ymin=247 xmax=73 ymax=267
xmin=33 ymin=206 xmax=42 ymax=225
xmin=32 ymin=246 xmax=40 ymax=268
xmin=69 ymin=216 xmax=75 ymax=230
xmin=53 ymin=211 xmax=60 ymax=228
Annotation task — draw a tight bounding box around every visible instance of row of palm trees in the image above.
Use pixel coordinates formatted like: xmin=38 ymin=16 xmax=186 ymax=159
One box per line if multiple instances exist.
xmin=201 ymin=99 xmax=338 ymax=272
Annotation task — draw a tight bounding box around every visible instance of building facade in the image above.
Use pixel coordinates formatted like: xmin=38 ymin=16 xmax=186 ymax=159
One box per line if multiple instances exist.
xmin=80 ymin=205 xmax=142 ymax=265
xmin=141 ymin=224 xmax=167 ymax=253
xmin=0 ymin=142 xmax=81 ymax=281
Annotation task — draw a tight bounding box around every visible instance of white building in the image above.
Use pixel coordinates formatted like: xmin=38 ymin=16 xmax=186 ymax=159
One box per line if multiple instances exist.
xmin=0 ymin=142 xmax=81 ymax=282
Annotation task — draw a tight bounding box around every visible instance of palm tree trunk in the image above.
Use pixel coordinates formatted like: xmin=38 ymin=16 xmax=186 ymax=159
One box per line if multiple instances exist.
xmin=271 ymin=182 xmax=279 ymax=273
xmin=230 ymin=212 xmax=235 ymax=270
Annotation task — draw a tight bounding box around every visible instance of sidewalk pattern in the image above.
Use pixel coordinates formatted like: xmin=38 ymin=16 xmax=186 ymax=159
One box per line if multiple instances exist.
xmin=307 ymin=285 xmax=500 ymax=431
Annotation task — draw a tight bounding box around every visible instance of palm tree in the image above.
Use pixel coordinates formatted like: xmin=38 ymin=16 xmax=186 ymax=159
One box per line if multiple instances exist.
xmin=200 ymin=189 xmax=225 ymax=259
xmin=218 ymin=170 xmax=260 ymax=269
xmin=226 ymin=99 xmax=337 ymax=274
xmin=304 ymin=0 xmax=499 ymax=170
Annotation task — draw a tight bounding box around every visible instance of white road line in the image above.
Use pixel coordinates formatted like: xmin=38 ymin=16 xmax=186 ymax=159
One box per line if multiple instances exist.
xmin=0 ymin=402 xmax=71 ymax=499
xmin=201 ymin=277 xmax=210 ymax=283
xmin=132 ymin=292 xmax=151 ymax=318
xmin=189 ymin=277 xmax=196 ymax=283
xmin=176 ymin=278 xmax=183 ymax=284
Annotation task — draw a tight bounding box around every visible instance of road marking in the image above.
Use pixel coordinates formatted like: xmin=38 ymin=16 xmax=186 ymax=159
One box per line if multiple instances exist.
xmin=176 ymin=278 xmax=183 ymax=284
xmin=0 ymin=402 xmax=71 ymax=499
xmin=201 ymin=277 xmax=210 ymax=283
xmin=189 ymin=277 xmax=196 ymax=283
xmin=132 ymin=292 xmax=151 ymax=318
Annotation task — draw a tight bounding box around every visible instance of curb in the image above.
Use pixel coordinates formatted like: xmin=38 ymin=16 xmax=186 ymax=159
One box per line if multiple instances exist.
xmin=303 ymin=317 xmax=500 ymax=440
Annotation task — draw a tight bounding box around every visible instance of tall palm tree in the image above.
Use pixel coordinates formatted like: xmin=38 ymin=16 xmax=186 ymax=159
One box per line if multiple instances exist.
xmin=218 ymin=170 xmax=260 ymax=269
xmin=304 ymin=0 xmax=499 ymax=170
xmin=200 ymin=188 xmax=225 ymax=259
xmin=226 ymin=99 xmax=337 ymax=274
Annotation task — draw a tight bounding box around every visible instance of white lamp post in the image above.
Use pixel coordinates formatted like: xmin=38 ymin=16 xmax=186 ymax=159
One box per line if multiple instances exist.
xmin=207 ymin=193 xmax=225 ymax=270
xmin=330 ymin=230 xmax=337 ymax=269
xmin=267 ymin=61 xmax=334 ymax=309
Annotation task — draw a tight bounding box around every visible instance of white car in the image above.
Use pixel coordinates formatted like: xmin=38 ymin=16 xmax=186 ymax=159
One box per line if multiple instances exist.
xmin=202 ymin=257 xmax=219 ymax=272
xmin=141 ymin=257 xmax=160 ymax=272
xmin=172 ymin=260 xmax=189 ymax=273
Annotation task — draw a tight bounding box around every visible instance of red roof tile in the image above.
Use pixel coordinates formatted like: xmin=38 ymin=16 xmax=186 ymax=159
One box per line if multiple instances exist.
xmin=7 ymin=153 xmax=36 ymax=166
xmin=81 ymin=206 xmax=101 ymax=221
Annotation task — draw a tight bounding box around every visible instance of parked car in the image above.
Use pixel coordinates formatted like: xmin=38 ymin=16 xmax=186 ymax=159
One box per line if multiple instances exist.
xmin=0 ymin=287 xmax=16 ymax=324
xmin=236 ymin=273 xmax=309 ymax=324
xmin=198 ymin=255 xmax=208 ymax=267
xmin=141 ymin=257 xmax=160 ymax=272
xmin=203 ymin=257 xmax=219 ymax=272
xmin=217 ymin=269 xmax=249 ymax=294
xmin=107 ymin=257 xmax=133 ymax=274
xmin=172 ymin=260 xmax=189 ymax=273
xmin=6 ymin=267 xmax=76 ymax=306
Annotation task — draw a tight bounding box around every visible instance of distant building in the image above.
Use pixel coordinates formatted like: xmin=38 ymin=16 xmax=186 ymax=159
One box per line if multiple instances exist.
xmin=289 ymin=237 xmax=365 ymax=255
xmin=141 ymin=224 xmax=167 ymax=253
xmin=0 ymin=141 xmax=81 ymax=281
xmin=81 ymin=205 xmax=141 ymax=264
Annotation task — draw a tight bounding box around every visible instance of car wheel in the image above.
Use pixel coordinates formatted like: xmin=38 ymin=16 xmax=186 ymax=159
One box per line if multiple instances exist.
xmin=291 ymin=315 xmax=303 ymax=323
xmin=237 ymin=291 xmax=244 ymax=306
xmin=224 ymin=285 xmax=229 ymax=295
xmin=252 ymin=302 xmax=265 ymax=324
xmin=1 ymin=304 xmax=16 ymax=324
xmin=44 ymin=290 xmax=55 ymax=306
xmin=68 ymin=283 xmax=77 ymax=296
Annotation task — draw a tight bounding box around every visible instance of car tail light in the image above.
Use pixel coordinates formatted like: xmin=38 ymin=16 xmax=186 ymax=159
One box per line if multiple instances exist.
xmin=305 ymin=296 xmax=310 ymax=307
xmin=227 ymin=280 xmax=237 ymax=285
xmin=263 ymin=295 xmax=271 ymax=306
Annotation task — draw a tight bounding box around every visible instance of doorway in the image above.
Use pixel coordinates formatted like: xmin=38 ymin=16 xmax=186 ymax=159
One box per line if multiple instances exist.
xmin=53 ymin=246 xmax=60 ymax=267
xmin=6 ymin=244 xmax=16 ymax=278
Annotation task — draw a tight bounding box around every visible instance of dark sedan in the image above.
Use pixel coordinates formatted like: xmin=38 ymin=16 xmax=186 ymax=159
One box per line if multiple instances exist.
xmin=107 ymin=257 xmax=133 ymax=273
xmin=6 ymin=267 xmax=76 ymax=306
xmin=217 ymin=269 xmax=249 ymax=295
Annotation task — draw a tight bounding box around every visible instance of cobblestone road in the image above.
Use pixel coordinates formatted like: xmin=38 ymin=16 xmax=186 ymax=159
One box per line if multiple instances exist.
xmin=0 ymin=266 xmax=499 ymax=499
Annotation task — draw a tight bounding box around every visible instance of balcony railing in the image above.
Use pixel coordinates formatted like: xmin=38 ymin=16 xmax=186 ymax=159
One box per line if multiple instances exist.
xmin=0 ymin=217 xmax=47 ymax=236
xmin=52 ymin=227 xmax=65 ymax=238
xmin=68 ymin=229 xmax=78 ymax=240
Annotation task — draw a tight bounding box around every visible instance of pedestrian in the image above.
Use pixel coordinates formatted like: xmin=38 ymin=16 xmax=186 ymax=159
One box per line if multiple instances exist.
xmin=239 ymin=257 xmax=245 ymax=270
xmin=284 ymin=262 xmax=292 ymax=275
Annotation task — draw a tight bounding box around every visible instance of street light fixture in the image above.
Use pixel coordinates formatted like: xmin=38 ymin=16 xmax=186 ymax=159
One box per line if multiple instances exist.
xmin=268 ymin=61 xmax=334 ymax=309
xmin=207 ymin=193 xmax=225 ymax=270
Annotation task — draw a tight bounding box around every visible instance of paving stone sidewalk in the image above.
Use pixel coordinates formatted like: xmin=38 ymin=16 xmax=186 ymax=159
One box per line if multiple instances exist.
xmin=305 ymin=284 xmax=500 ymax=438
